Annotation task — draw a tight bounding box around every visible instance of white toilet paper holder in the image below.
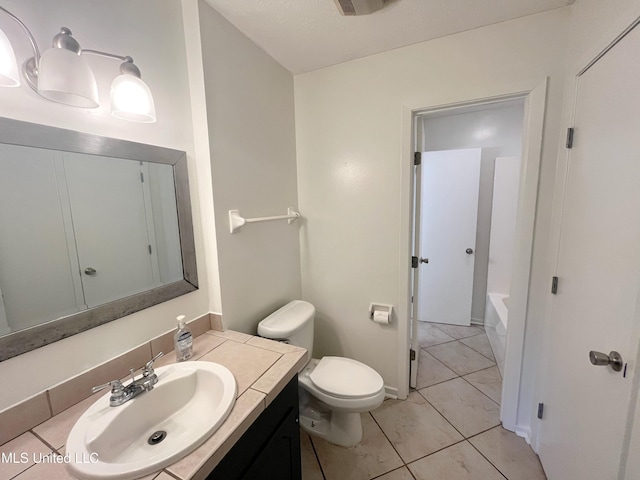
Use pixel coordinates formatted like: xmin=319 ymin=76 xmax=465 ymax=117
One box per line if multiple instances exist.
xmin=369 ymin=303 xmax=393 ymax=324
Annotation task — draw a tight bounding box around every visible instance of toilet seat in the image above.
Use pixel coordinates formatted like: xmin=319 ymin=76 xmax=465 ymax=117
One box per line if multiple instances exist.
xmin=310 ymin=356 xmax=384 ymax=399
xmin=298 ymin=358 xmax=385 ymax=413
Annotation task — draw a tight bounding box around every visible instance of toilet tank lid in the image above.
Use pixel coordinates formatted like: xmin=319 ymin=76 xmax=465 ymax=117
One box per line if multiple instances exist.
xmin=258 ymin=300 xmax=315 ymax=338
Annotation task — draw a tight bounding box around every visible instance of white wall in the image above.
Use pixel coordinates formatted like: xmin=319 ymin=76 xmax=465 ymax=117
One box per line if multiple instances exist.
xmin=198 ymin=1 xmax=302 ymax=334
xmin=487 ymin=156 xmax=521 ymax=296
xmin=295 ymin=9 xmax=569 ymax=401
xmin=0 ymin=0 xmax=213 ymax=410
xmin=421 ymin=103 xmax=524 ymax=322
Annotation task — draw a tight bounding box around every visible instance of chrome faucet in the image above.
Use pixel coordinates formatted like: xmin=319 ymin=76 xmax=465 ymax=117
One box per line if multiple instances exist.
xmin=91 ymin=352 xmax=164 ymax=407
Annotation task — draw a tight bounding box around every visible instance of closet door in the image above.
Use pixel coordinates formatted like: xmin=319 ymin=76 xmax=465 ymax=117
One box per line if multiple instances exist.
xmin=537 ymin=22 xmax=640 ymax=479
xmin=64 ymin=153 xmax=155 ymax=308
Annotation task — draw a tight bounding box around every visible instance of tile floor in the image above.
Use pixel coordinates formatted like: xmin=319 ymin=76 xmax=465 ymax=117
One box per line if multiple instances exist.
xmin=301 ymin=321 xmax=547 ymax=480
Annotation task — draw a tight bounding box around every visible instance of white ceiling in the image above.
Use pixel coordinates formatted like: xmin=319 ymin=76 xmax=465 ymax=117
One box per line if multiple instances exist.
xmin=203 ymin=0 xmax=574 ymax=74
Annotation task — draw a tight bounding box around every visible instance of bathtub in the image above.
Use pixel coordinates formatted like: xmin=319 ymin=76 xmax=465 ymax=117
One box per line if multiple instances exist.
xmin=485 ymin=293 xmax=508 ymax=376
xmin=485 ymin=293 xmax=508 ymax=335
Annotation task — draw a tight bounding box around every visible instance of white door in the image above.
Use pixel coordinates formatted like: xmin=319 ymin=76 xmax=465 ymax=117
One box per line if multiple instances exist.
xmin=409 ymin=118 xmax=425 ymax=389
xmin=63 ymin=153 xmax=155 ymax=308
xmin=418 ymin=148 xmax=481 ymax=326
xmin=538 ymin=23 xmax=640 ymax=480
xmin=0 ymin=145 xmax=80 ymax=330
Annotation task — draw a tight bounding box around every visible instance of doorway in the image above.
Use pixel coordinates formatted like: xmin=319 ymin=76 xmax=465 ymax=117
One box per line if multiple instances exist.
xmin=416 ymin=101 xmax=525 ymax=333
xmin=399 ymin=80 xmax=547 ymax=434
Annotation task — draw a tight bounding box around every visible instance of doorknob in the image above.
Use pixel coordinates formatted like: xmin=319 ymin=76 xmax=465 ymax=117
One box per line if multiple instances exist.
xmin=589 ymin=350 xmax=623 ymax=372
xmin=420 ymin=258 xmax=429 ymax=264
xmin=465 ymin=248 xmax=474 ymax=254
xmin=84 ymin=267 xmax=97 ymax=276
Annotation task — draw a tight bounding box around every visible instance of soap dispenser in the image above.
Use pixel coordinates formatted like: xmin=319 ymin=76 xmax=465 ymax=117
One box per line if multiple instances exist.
xmin=174 ymin=315 xmax=193 ymax=361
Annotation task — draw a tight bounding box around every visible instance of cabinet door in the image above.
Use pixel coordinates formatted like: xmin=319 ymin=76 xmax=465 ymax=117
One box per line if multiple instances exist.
xmin=243 ymin=408 xmax=301 ymax=480
xmin=208 ymin=376 xmax=301 ymax=480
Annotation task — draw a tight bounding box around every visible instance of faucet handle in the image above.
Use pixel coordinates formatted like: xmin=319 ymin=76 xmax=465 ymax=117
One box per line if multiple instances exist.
xmin=91 ymin=379 xmax=125 ymax=395
xmin=143 ymin=352 xmax=164 ymax=376
xmin=91 ymin=379 xmax=133 ymax=407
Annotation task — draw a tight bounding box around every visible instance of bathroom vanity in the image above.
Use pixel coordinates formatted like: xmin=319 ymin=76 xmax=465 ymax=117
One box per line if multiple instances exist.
xmin=0 ymin=322 xmax=307 ymax=480
xmin=209 ymin=375 xmax=301 ymax=479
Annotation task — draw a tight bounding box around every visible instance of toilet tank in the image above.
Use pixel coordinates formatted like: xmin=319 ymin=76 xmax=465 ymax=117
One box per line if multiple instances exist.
xmin=258 ymin=300 xmax=314 ymax=354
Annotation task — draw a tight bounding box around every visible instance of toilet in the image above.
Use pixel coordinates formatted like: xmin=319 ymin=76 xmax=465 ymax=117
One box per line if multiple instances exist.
xmin=258 ymin=300 xmax=385 ymax=447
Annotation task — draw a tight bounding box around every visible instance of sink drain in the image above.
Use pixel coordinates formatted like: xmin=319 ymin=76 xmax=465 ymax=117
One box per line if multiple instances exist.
xmin=148 ymin=430 xmax=167 ymax=445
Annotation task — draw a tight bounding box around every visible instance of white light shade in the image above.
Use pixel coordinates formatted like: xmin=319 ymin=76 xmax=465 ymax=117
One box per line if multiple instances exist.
xmin=38 ymin=47 xmax=99 ymax=108
xmin=110 ymin=74 xmax=156 ymax=123
xmin=0 ymin=29 xmax=19 ymax=87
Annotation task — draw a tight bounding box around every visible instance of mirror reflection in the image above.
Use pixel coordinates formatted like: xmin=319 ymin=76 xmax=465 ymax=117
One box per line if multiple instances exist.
xmin=0 ymin=117 xmax=197 ymax=361
xmin=0 ymin=144 xmax=183 ymax=335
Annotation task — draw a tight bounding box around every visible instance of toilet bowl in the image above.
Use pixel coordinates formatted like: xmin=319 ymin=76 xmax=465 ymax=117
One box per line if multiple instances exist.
xmin=258 ymin=300 xmax=385 ymax=447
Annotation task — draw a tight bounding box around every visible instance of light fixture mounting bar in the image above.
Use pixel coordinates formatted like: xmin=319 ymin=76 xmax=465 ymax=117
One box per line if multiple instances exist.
xmin=0 ymin=5 xmax=40 ymax=63
xmin=82 ymin=49 xmax=132 ymax=63
xmin=82 ymin=51 xmax=141 ymax=78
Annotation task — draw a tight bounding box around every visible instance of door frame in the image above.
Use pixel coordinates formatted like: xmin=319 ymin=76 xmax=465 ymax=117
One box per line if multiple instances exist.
xmin=398 ymin=78 xmax=547 ymax=435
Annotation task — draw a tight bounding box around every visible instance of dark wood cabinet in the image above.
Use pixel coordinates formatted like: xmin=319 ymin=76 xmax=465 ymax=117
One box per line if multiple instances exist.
xmin=207 ymin=375 xmax=301 ymax=480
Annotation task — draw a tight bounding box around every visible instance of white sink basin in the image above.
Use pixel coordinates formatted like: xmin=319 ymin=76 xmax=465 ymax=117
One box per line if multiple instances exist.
xmin=66 ymin=361 xmax=237 ymax=480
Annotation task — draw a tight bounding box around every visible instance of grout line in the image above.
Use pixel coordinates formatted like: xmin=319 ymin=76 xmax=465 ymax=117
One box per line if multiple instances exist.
xmin=467 ymin=437 xmax=510 ymax=480
xmin=9 ymin=462 xmax=37 ymax=480
xmin=460 ymin=335 xmax=498 ymax=362
xmin=421 ymin=338 xmax=460 ymax=349
xmin=418 ymin=381 xmax=500 ymax=439
xmin=307 ymin=432 xmax=327 ymax=480
xmin=369 ymin=401 xmax=471 ymax=479
xmin=369 ymin=411 xmax=407 ymax=465
xmin=427 ymin=322 xmax=484 ymax=338
xmin=415 ymin=374 xmax=460 ymax=390
xmin=459 ymin=374 xmax=501 ymax=407
xmin=416 ymin=340 xmax=504 ymax=442
xmin=467 ymin=424 xmax=503 ymax=440
xmin=404 ymin=438 xmax=469 ymax=467
xmin=370 ymin=465 xmax=417 ymax=480
xmin=44 ymin=390 xmax=54 ymax=418
xmin=415 ymin=390 xmax=469 ymax=440
xmin=29 ymin=429 xmax=58 ymax=454
xmin=157 ymin=470 xmax=181 ymax=479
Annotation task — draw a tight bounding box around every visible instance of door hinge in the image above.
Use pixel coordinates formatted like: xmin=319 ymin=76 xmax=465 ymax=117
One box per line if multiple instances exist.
xmin=411 ymin=256 xmax=419 ymax=268
xmin=148 ymin=245 xmax=152 ymax=254
xmin=566 ymin=127 xmax=574 ymax=149
xmin=414 ymin=152 xmax=422 ymax=166
xmin=410 ymin=349 xmax=416 ymax=361
xmin=551 ymin=276 xmax=559 ymax=294
xmin=140 ymin=172 xmax=145 ymax=183
xmin=537 ymin=402 xmax=544 ymax=419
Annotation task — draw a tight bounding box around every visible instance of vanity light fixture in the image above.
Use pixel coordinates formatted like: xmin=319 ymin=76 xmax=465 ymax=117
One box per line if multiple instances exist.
xmin=0 ymin=5 xmax=156 ymax=122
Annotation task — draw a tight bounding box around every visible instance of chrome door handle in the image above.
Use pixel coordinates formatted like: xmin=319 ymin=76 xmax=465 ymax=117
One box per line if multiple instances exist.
xmin=84 ymin=267 xmax=97 ymax=276
xmin=589 ymin=350 xmax=623 ymax=372
xmin=465 ymin=248 xmax=474 ymax=255
xmin=420 ymin=258 xmax=429 ymax=264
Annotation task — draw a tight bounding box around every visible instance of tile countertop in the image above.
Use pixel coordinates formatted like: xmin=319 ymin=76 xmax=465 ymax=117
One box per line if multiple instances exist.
xmin=0 ymin=330 xmax=308 ymax=480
